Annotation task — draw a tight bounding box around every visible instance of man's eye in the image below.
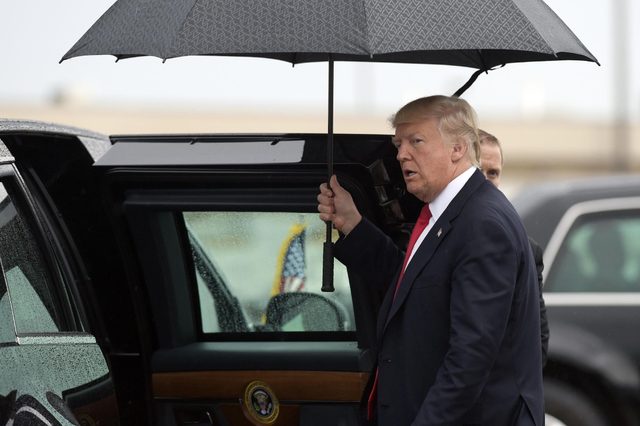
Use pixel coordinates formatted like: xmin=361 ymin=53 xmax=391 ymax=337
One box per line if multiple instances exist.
xmin=411 ymin=139 xmax=423 ymax=145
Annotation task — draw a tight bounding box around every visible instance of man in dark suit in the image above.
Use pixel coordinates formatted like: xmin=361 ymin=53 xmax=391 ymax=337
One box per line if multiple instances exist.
xmin=318 ymin=96 xmax=544 ymax=425
xmin=478 ymin=129 xmax=549 ymax=365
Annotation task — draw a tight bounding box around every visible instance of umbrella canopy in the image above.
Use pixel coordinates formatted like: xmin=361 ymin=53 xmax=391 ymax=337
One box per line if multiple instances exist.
xmin=62 ymin=0 xmax=597 ymax=292
xmin=62 ymin=0 xmax=597 ymax=68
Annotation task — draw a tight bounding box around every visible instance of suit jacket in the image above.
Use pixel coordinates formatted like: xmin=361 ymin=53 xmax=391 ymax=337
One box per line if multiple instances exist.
xmin=335 ymin=169 xmax=544 ymax=426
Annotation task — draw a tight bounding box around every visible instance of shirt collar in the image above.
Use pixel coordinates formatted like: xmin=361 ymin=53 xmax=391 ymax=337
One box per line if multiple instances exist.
xmin=429 ymin=166 xmax=477 ymax=222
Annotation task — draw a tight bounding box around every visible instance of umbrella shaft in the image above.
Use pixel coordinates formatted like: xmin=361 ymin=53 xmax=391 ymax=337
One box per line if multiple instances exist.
xmin=325 ymin=57 xmax=334 ymax=243
xmin=322 ymin=57 xmax=335 ymax=292
xmin=327 ymin=57 xmax=334 ymax=180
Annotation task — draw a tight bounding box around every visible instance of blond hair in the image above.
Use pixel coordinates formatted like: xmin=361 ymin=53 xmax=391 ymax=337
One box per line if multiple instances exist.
xmin=391 ymin=95 xmax=480 ymax=165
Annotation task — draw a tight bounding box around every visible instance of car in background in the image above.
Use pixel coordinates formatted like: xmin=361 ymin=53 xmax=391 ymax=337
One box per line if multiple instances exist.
xmin=514 ymin=175 xmax=640 ymax=426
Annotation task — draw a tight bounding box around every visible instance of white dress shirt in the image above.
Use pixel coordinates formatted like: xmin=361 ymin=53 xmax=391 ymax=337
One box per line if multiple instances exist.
xmin=405 ymin=166 xmax=477 ymax=268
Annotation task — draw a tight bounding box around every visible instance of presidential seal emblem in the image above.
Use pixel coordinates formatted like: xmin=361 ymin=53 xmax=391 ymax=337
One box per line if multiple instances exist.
xmin=241 ymin=381 xmax=279 ymax=425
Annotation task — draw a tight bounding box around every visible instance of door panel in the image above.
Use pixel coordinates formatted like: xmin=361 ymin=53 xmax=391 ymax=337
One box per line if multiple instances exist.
xmin=150 ymin=341 xmax=369 ymax=424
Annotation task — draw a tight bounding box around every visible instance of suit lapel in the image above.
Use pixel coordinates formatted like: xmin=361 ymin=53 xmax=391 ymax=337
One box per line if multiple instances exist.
xmin=382 ymin=220 xmax=450 ymax=332
xmin=381 ymin=169 xmax=486 ymax=334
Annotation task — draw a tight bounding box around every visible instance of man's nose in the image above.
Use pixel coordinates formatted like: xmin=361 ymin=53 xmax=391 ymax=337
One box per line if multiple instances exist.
xmin=396 ymin=143 xmax=410 ymax=161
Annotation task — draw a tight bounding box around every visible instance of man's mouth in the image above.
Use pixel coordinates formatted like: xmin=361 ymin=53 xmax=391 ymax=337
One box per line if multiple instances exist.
xmin=404 ymin=169 xmax=417 ymax=178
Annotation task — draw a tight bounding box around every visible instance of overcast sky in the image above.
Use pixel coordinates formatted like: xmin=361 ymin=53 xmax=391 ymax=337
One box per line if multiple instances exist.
xmin=1 ymin=0 xmax=638 ymax=122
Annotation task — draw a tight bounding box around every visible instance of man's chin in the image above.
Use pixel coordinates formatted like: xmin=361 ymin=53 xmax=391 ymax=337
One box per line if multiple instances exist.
xmin=405 ymin=184 xmax=424 ymax=200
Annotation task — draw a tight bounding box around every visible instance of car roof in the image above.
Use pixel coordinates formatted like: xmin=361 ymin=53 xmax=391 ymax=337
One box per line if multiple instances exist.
xmin=513 ymin=174 xmax=640 ymax=248
xmin=0 ymin=118 xmax=107 ymax=140
xmin=0 ymin=118 xmax=111 ymax=162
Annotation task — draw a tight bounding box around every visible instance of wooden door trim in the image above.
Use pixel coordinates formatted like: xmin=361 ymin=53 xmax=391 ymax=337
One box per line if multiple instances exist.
xmin=152 ymin=370 xmax=369 ymax=402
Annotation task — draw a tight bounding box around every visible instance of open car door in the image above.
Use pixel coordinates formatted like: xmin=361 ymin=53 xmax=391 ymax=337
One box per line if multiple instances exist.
xmin=0 ymin=124 xmax=119 ymax=426
xmin=95 ymin=133 xmax=415 ymax=425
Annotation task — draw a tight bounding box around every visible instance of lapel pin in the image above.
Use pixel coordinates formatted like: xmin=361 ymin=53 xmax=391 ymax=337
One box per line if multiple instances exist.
xmin=437 ymin=228 xmax=442 ymax=238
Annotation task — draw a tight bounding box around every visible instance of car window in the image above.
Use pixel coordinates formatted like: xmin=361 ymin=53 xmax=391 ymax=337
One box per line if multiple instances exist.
xmin=0 ymin=182 xmax=63 ymax=333
xmin=546 ymin=213 xmax=640 ymax=292
xmin=184 ymin=211 xmax=354 ymax=334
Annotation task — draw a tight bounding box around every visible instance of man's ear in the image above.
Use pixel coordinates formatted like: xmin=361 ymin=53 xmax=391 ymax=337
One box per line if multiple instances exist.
xmin=450 ymin=139 xmax=467 ymax=162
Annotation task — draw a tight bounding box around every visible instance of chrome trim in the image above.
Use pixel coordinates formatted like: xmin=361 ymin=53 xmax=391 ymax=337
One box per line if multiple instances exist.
xmin=543 ymin=197 xmax=640 ymax=283
xmin=16 ymin=332 xmax=96 ymax=345
xmin=544 ymin=293 xmax=640 ymax=306
xmin=0 ymin=138 xmax=15 ymax=163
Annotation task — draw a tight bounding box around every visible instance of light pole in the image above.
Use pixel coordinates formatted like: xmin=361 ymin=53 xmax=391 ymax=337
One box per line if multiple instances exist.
xmin=612 ymin=0 xmax=630 ymax=171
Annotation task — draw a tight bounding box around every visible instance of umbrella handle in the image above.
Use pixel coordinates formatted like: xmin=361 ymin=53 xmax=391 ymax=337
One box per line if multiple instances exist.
xmin=321 ymin=238 xmax=335 ymax=292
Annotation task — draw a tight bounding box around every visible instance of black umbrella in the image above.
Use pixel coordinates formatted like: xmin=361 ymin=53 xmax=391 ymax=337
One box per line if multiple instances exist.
xmin=61 ymin=0 xmax=598 ymax=291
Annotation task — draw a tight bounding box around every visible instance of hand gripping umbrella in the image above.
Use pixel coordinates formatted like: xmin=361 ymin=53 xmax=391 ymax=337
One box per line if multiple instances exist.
xmin=62 ymin=0 xmax=598 ymax=292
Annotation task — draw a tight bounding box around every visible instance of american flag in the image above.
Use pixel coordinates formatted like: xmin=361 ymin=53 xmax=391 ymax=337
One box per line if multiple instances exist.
xmin=271 ymin=223 xmax=307 ymax=294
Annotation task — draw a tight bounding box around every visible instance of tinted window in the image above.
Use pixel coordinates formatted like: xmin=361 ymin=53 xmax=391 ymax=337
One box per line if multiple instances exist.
xmin=184 ymin=211 xmax=354 ymax=333
xmin=546 ymin=212 xmax=640 ymax=292
xmin=0 ymin=182 xmax=63 ymax=332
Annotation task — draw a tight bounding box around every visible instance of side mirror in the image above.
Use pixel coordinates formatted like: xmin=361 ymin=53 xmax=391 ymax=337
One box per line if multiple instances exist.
xmin=264 ymin=292 xmax=346 ymax=332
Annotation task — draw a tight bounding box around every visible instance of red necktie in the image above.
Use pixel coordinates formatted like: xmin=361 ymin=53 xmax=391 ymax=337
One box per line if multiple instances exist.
xmin=367 ymin=204 xmax=431 ymax=420
xmin=394 ymin=203 xmax=432 ymax=298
